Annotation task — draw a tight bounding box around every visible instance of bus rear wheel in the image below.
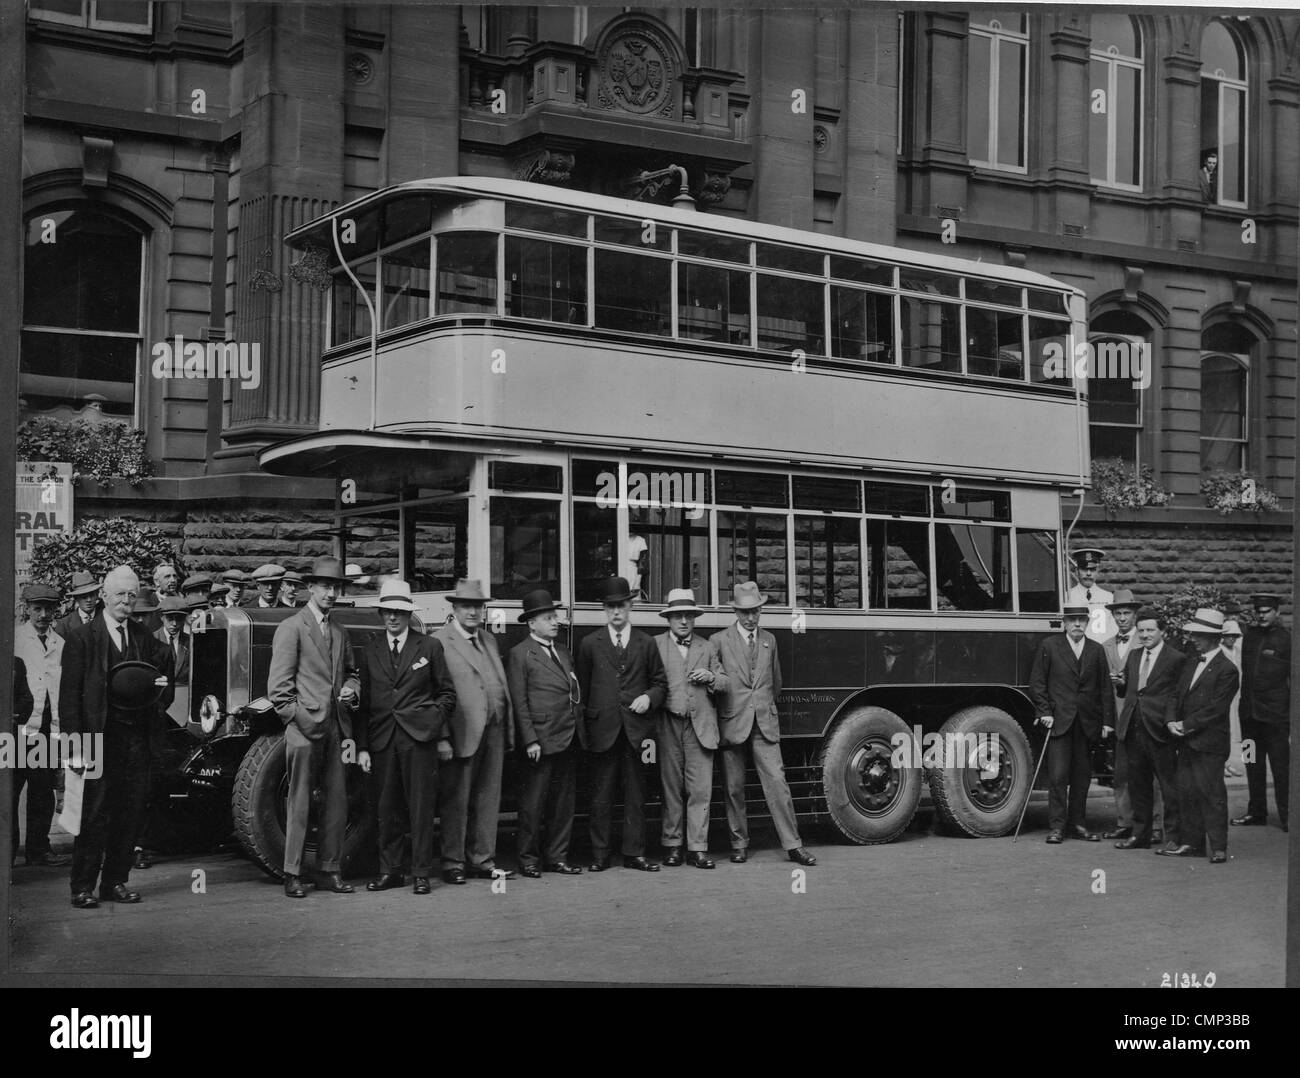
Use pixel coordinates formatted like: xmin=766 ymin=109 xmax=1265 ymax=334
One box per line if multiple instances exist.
xmin=926 ymin=706 xmax=1032 ymax=838
xmin=819 ymin=706 xmax=922 ymax=844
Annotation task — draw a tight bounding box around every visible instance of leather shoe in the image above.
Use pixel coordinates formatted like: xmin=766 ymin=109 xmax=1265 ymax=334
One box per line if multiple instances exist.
xmin=1114 ymin=836 xmax=1150 ymax=850
xmin=99 ymin=884 xmax=141 ymax=904
xmin=441 ymin=868 xmax=467 ymax=885
xmin=366 ymin=873 xmax=405 ymax=892
xmin=1231 ymin=813 xmax=1266 ymax=826
xmin=520 ymin=865 xmax=543 ymax=878
xmin=543 ymin=862 xmax=582 ymax=875
xmin=26 ymin=850 xmax=70 ymax=867
xmin=787 ymin=847 xmax=817 ymax=866
xmin=662 ymin=848 xmax=684 ymax=867
xmin=586 ymin=858 xmax=611 ymax=872
xmin=1045 ymin=829 xmax=1064 ymax=844
xmin=132 ymin=848 xmax=152 ymax=870
xmin=623 ymin=855 xmax=660 ymax=872
xmin=1210 ymin=850 xmax=1227 ymax=864
xmin=284 ymin=875 xmax=307 ymax=898
xmin=1151 ymin=830 xmax=1164 ymax=844
xmin=1102 ymin=827 xmax=1132 ymax=840
xmin=467 ymin=865 xmax=515 ymax=880
xmin=322 ymin=873 xmax=354 ymax=894
xmin=71 ymin=891 xmax=99 ymax=909
xmin=730 ymin=849 xmax=748 ymax=863
xmin=686 ymin=851 xmax=715 ymax=869
xmin=1069 ymin=825 xmax=1100 ymax=842
xmin=413 ymin=877 xmax=431 ymax=895
xmin=1155 ymin=844 xmax=1205 ymax=857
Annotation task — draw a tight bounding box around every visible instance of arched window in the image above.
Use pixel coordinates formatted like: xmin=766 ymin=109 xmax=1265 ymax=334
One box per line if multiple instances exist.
xmin=967 ymin=12 xmax=1029 ymax=173
xmin=1200 ymin=20 xmax=1248 ymax=206
xmin=1088 ymin=310 xmax=1151 ymax=466
xmin=22 ymin=207 xmax=146 ymax=421
xmin=1089 ymin=15 xmax=1143 ymax=189
xmin=1200 ymin=324 xmax=1253 ymax=471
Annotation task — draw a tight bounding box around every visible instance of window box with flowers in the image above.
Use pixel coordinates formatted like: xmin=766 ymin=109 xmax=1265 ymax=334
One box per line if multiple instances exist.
xmin=1199 ymin=469 xmax=1281 ymax=516
xmin=1089 ymin=457 xmax=1174 ymax=516
xmin=17 ymin=417 xmax=154 ymax=488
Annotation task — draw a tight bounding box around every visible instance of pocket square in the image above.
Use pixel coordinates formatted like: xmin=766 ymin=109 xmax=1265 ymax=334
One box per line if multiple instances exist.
xmin=412 ymin=657 xmax=429 ymax=670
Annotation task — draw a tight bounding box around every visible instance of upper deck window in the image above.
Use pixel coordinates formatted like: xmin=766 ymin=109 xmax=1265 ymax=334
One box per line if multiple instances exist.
xmin=965 ymin=279 xmax=1022 ymax=307
xmin=831 ymin=286 xmax=893 ymax=364
xmin=756 ymin=274 xmax=825 ymax=355
xmin=506 ymin=202 xmax=588 ymax=238
xmin=679 ymin=262 xmax=751 ymax=346
xmin=900 ymin=296 xmax=961 ymax=373
xmin=382 ymin=196 xmax=434 ymax=248
xmin=830 ymin=255 xmax=894 ymax=287
xmin=380 ymin=241 xmax=431 ymax=330
xmin=678 ymin=230 xmax=749 ymax=264
xmin=594 ymin=215 xmax=672 ymax=252
xmin=436 ymin=232 xmax=498 ymax=315
xmin=757 ymin=244 xmax=825 ymax=276
xmin=506 ymin=235 xmax=586 ymax=324
xmin=594 ymin=249 xmax=672 ymax=337
xmin=332 ymin=259 xmax=376 ymax=347
xmin=965 ymin=307 xmax=1025 ymax=380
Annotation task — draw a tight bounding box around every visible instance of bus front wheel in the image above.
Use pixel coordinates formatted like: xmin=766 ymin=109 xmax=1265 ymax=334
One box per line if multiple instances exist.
xmin=926 ymin=706 xmax=1032 ymax=838
xmin=819 ymin=706 xmax=922 ymax=844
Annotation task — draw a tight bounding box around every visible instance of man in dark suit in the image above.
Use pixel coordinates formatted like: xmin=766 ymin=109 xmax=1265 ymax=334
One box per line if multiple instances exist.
xmin=1112 ymin=608 xmax=1185 ymax=850
xmin=714 ymin=582 xmax=816 ymax=866
xmin=433 ymin=579 xmax=515 ymax=884
xmin=55 ymin=571 xmax=101 ymax=639
xmin=654 ymin=588 xmax=727 ymax=869
xmin=507 ymin=589 xmax=583 ymax=878
xmin=1029 ymin=604 xmax=1116 ymax=843
xmin=59 ymin=565 xmax=174 ymax=908
xmin=576 ymin=576 xmax=668 ymax=872
xmin=267 ymin=556 xmax=361 ymax=898
xmin=355 ymin=580 xmax=457 ymax=895
xmin=1232 ymin=593 xmax=1291 ymax=832
xmin=1160 ymin=609 xmax=1239 ymax=863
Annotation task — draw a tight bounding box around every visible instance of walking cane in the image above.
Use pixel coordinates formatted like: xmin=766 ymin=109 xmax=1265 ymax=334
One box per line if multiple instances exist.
xmin=1012 ymin=725 xmax=1052 ymax=843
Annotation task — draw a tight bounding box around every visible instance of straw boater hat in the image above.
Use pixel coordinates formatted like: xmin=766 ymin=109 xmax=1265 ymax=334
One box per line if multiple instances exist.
xmin=1221 ymin=619 xmax=1243 ymax=638
xmin=1106 ymin=589 xmax=1142 ymax=610
xmin=303 ymin=556 xmax=349 ymax=584
xmin=377 ymin=579 xmax=417 ymax=613
xmin=598 ymin=577 xmax=634 ymax=604
xmin=729 ymin=581 xmax=768 ymax=609
xmin=68 ymin=570 xmax=100 ymax=597
xmin=518 ymin=588 xmax=559 ymax=622
xmin=1062 ymin=605 xmax=1090 ymax=618
xmin=1182 ymin=608 xmax=1226 ymax=635
xmin=447 ymin=578 xmax=490 ymax=604
xmin=659 ymin=588 xmax=704 ymax=618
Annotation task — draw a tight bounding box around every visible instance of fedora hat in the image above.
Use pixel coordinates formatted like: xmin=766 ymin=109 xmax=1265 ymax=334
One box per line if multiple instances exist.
xmin=447 ymin=578 xmax=490 ymax=604
xmin=1221 ymin=619 xmax=1243 ymax=637
xmin=303 ymin=556 xmax=348 ymax=584
xmin=518 ymin=588 xmax=560 ymax=622
xmin=377 ymin=579 xmax=417 ymax=612
xmin=1182 ymin=608 xmax=1226 ymax=635
xmin=728 ymin=581 xmax=768 ymax=610
xmin=659 ymin=588 xmax=704 ymax=618
xmin=22 ymin=582 xmax=62 ymax=604
xmin=1106 ymin=589 xmax=1142 ymax=610
xmin=68 ymin=570 xmax=100 ymax=597
xmin=251 ymin=563 xmax=286 ymax=584
xmin=1062 ymin=605 xmax=1090 ymax=618
xmin=107 ymin=660 xmax=167 ymax=711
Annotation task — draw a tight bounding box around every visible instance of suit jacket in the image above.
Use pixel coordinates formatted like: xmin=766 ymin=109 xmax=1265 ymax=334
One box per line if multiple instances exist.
xmin=1167 ymin=649 xmax=1239 ymax=756
xmin=267 ymin=604 xmax=360 ymax=742
xmin=59 ymin=613 xmax=175 ymax=738
xmin=433 ymin=623 xmax=514 ymax=757
xmin=1116 ymin=642 xmax=1185 ymax=743
xmin=356 ymin=630 xmax=457 ymax=753
xmin=1101 ymin=632 xmax=1139 ymax=714
xmin=12 ymin=657 xmax=33 ymax=730
xmin=1240 ymin=623 xmax=1291 ymax=724
xmin=1028 ymin=633 xmax=1116 ymax=740
xmin=655 ymin=630 xmax=728 ymax=751
xmin=507 ymin=635 xmax=580 ymax=755
xmin=153 ymin=626 xmax=190 ymax=683
xmin=55 ymin=608 xmax=96 ymax=641
xmin=576 ymin=626 xmax=667 ymax=753
xmin=714 ymin=623 xmax=784 ymax=745
xmin=14 ymin=620 xmax=64 ymax=734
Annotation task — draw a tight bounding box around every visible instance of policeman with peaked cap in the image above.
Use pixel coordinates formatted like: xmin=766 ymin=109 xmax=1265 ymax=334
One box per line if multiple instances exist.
xmin=1065 ymin=548 xmax=1115 ymax=642
xmin=55 ymin=571 xmax=101 ymax=639
xmin=1232 ymin=594 xmax=1291 ymax=831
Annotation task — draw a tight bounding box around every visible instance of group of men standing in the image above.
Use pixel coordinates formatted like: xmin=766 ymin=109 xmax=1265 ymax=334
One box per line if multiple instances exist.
xmin=267 ymin=561 xmax=816 ymax=898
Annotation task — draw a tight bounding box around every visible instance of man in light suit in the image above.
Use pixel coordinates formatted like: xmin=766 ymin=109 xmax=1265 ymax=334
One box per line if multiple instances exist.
xmin=433 ymin=579 xmax=515 ymax=884
xmin=267 ymin=556 xmax=361 ymax=898
xmin=655 ymin=588 xmax=727 ymax=869
xmin=1100 ymin=589 xmax=1146 ymax=841
xmin=55 ymin=571 xmax=101 ymax=639
xmin=1112 ymin=608 xmax=1185 ymax=850
xmin=13 ymin=582 xmax=70 ymax=868
xmin=1029 ymin=604 xmax=1116 ymax=843
xmin=355 ymin=580 xmax=457 ymax=895
xmin=1159 ymin=609 xmax=1239 ymax=863
xmin=60 ymin=565 xmax=175 ymax=908
xmin=507 ymin=589 xmax=583 ymax=878
xmin=714 ymin=581 xmax=816 ymax=866
xmin=576 ymin=576 xmax=668 ymax=872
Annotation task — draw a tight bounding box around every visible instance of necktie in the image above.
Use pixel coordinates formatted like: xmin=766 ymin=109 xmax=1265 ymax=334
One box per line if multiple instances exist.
xmin=544 ymin=643 xmax=564 ymax=671
xmin=1086 ymin=589 xmax=1093 ymax=601
xmin=1138 ymin=648 xmax=1151 ymax=690
xmin=747 ymin=632 xmax=757 ymax=666
xmin=469 ymin=633 xmax=482 ymax=652
xmin=614 ymin=632 xmax=625 ymax=662
xmin=116 ymin=625 xmax=127 ymax=655
xmin=320 ymin=614 xmax=332 ymax=664
xmin=391 ymin=637 xmax=400 ymax=669
xmin=38 ymin=632 xmax=47 ymax=652
xmin=1117 ymin=634 xmax=1130 ymax=645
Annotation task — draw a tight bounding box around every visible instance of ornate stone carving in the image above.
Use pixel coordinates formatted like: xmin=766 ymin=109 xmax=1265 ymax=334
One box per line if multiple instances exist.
xmin=596 ymin=20 xmax=677 ymax=117
xmin=347 ymin=53 xmax=374 ymax=86
xmin=698 ymin=172 xmax=732 ymax=205
xmin=515 ymin=149 xmax=577 ymax=186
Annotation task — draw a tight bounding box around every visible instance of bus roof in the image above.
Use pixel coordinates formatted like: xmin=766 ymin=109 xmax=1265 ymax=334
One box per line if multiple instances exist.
xmin=286 ymin=176 xmax=1083 ymax=296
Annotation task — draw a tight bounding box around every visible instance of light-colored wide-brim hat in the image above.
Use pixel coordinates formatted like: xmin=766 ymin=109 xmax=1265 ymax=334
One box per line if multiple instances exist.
xmin=1181 ymin=608 xmax=1226 ymax=635
xmin=68 ymin=570 xmax=101 ymax=597
xmin=659 ymin=588 xmax=704 ymax=618
xmin=1106 ymin=589 xmax=1141 ymax=610
xmin=447 ymin=578 xmax=490 ymax=603
xmin=729 ymin=581 xmax=768 ymax=610
xmin=1221 ymin=619 xmax=1243 ymax=637
xmin=377 ymin=579 xmax=417 ymax=612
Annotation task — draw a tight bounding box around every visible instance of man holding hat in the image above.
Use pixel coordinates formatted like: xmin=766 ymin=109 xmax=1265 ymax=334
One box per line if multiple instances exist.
xmin=267 ymin=556 xmax=361 ymax=898
xmin=1233 ymin=594 xmax=1290 ymax=831
xmin=506 ymin=589 xmax=584 ymax=878
xmin=654 ymin=589 xmax=727 ymax=869
xmin=1101 ymin=589 xmax=1146 ymax=841
xmin=1029 ymin=605 xmax=1116 ymax=843
xmin=1160 ymin=609 xmax=1238 ymax=862
xmin=12 ymin=582 xmax=70 ymax=867
xmin=355 ymin=580 xmax=457 ymax=895
xmin=1066 ymin=548 xmax=1115 ymax=642
xmin=56 ymin=570 xmax=101 ymax=639
xmin=576 ymin=576 xmax=668 ymax=872
xmin=434 ymin=579 xmax=515 ymax=884
xmin=60 ymin=565 xmax=175 ymax=908
xmin=714 ymin=582 xmax=817 ymax=866
xmin=248 ymin=563 xmax=286 ymax=608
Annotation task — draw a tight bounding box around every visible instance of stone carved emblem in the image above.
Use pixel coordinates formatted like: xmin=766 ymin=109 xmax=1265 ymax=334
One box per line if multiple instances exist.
xmin=597 ymin=22 xmax=676 ymax=117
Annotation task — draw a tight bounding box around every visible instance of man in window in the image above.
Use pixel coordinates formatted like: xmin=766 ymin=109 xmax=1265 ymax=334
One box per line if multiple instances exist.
xmin=1029 ymin=605 xmax=1115 ymax=843
xmin=714 ymin=582 xmax=817 ymax=866
xmin=1199 ymin=150 xmax=1218 ymax=202
xmin=1232 ymin=594 xmax=1290 ymax=832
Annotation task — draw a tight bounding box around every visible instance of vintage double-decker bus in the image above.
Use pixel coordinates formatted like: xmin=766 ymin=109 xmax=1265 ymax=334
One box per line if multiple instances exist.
xmin=183 ymin=177 xmax=1091 ymax=875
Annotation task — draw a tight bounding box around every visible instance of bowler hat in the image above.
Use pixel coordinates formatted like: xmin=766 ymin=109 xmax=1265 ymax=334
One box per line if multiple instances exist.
xmin=22 ymin=582 xmax=62 ymax=604
xmin=728 ymin=581 xmax=768 ymax=610
xmin=659 ymin=588 xmax=704 ymax=618
xmin=518 ymin=588 xmax=559 ymax=622
xmin=1062 ymin=605 xmax=1090 ymax=618
xmin=68 ymin=570 xmax=100 ymax=597
xmin=447 ymin=578 xmax=491 ymax=603
xmin=1182 ymin=608 xmax=1226 ymax=635
xmin=598 ymin=577 xmax=634 ymax=605
xmin=303 ymin=556 xmax=349 ymax=584
xmin=377 ymin=579 xmax=418 ymax=612
xmin=107 ymin=660 xmax=167 ymax=711
xmin=1250 ymin=594 xmax=1283 ymax=610
xmin=1106 ymin=589 xmax=1141 ymax=610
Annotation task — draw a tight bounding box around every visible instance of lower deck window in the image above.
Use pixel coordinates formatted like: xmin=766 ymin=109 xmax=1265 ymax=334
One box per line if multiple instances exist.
xmin=490 ymin=497 xmax=560 ymax=599
xmin=718 ymin=511 xmax=788 ymax=605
